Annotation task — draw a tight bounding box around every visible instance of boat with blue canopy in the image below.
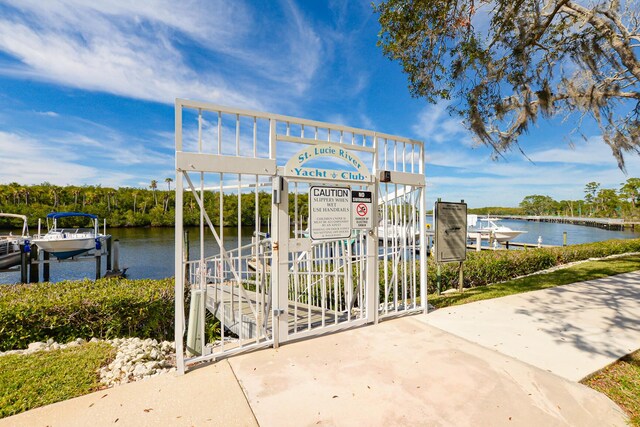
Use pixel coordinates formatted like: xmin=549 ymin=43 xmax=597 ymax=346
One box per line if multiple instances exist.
xmin=32 ymin=212 xmax=109 ymax=259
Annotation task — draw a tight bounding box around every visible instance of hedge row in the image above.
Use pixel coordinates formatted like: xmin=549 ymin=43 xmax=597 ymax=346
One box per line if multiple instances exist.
xmin=2 ymin=238 xmax=639 ymax=351
xmin=428 ymin=238 xmax=640 ymax=292
xmin=0 ymin=278 xmax=175 ymax=352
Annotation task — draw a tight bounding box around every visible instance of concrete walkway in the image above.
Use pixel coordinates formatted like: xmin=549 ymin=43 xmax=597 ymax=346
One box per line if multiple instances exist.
xmin=3 ymin=272 xmax=638 ymax=426
xmin=425 ymin=271 xmax=640 ymax=381
xmin=1 ymin=357 xmax=258 ymax=427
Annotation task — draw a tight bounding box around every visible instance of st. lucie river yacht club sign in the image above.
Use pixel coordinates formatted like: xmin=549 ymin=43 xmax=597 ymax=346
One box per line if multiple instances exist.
xmin=284 ymin=143 xmax=372 ymax=182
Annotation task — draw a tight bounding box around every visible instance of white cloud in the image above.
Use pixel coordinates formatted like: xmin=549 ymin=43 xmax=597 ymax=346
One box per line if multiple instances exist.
xmin=35 ymin=111 xmax=59 ymax=117
xmin=528 ymin=136 xmax=640 ymax=170
xmin=414 ymin=100 xmax=640 ymax=207
xmin=0 ymin=0 xmax=324 ymax=107
xmin=0 ymin=117 xmax=176 ymax=187
xmin=0 ymin=18 xmax=258 ymax=108
xmin=412 ymin=102 xmax=474 ymax=146
xmin=0 ymin=131 xmax=107 ymax=185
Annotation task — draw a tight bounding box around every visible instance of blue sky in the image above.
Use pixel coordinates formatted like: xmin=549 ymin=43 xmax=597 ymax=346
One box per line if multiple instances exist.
xmin=0 ymin=0 xmax=637 ymax=207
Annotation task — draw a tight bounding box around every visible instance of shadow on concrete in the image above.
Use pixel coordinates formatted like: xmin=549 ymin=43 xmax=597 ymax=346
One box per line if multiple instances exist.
xmin=513 ymin=273 xmax=640 ymax=359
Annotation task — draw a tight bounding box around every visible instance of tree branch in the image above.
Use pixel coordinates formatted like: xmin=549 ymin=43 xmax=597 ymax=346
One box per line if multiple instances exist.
xmin=562 ymin=1 xmax=640 ymax=82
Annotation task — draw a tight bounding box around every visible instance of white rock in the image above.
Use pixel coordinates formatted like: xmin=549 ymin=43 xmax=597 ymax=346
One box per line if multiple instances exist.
xmin=132 ymin=364 xmax=148 ymax=377
xmin=28 ymin=342 xmax=46 ymax=352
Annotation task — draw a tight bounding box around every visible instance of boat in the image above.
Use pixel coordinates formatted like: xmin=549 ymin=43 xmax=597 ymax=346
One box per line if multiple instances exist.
xmin=377 ymin=221 xmax=420 ymax=244
xmin=0 ymin=213 xmax=29 ymax=270
xmin=467 ymin=215 xmax=527 ymax=244
xmin=32 ymin=212 xmax=110 ymax=259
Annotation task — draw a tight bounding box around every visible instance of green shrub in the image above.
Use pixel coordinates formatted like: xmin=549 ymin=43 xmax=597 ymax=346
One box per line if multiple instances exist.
xmin=0 ymin=278 xmax=175 ymax=351
xmin=428 ymin=238 xmax=640 ymax=293
xmin=2 ymin=238 xmax=638 ymax=352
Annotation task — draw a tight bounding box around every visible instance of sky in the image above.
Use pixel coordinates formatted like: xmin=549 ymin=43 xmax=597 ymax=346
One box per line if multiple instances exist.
xmin=0 ymin=0 xmax=637 ymax=208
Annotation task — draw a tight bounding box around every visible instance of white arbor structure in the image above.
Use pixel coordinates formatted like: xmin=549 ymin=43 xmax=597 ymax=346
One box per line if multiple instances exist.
xmin=174 ymin=99 xmax=427 ymax=373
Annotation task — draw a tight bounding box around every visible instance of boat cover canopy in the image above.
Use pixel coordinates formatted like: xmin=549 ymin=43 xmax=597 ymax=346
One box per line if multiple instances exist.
xmin=46 ymin=212 xmax=98 ymax=220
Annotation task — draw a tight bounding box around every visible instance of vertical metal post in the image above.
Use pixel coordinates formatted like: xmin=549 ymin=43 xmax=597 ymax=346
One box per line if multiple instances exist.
xmin=366 ymin=183 xmax=379 ymax=324
xmin=183 ymin=230 xmax=190 ymax=283
xmin=436 ymin=263 xmax=441 ymax=295
xmin=419 ymin=147 xmax=428 ymax=313
xmin=175 ymin=100 xmax=186 ymax=375
xmin=458 ymin=261 xmax=464 ymax=292
xmin=271 ymin=176 xmax=289 ymax=347
xmin=29 ymin=244 xmax=38 ymax=283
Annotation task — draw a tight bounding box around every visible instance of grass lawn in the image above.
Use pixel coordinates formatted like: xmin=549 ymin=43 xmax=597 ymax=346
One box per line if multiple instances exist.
xmin=582 ymin=350 xmax=640 ymax=426
xmin=0 ymin=342 xmax=115 ymax=419
xmin=428 ymin=254 xmax=640 ymax=309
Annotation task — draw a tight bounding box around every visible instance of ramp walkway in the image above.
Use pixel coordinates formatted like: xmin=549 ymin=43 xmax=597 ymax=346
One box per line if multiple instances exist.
xmin=425 ymin=271 xmax=640 ymax=381
xmin=206 ymin=282 xmax=342 ymax=338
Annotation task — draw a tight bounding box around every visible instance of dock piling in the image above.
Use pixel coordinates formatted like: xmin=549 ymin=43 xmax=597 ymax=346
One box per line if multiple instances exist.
xmin=29 ymin=244 xmax=39 ymax=283
xmin=112 ymin=239 xmax=120 ymax=271
xmin=563 ymin=232 xmax=567 ymax=246
xmin=43 ymin=251 xmax=50 ymax=282
xmin=20 ymin=244 xmax=28 ymax=283
xmin=95 ymin=251 xmax=101 ymax=280
xmin=106 ymin=236 xmax=112 ymax=271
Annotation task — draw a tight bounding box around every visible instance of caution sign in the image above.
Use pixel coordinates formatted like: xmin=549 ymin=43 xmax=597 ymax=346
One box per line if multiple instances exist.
xmin=351 ymin=190 xmax=372 ymax=229
xmin=309 ymin=186 xmax=352 ymax=240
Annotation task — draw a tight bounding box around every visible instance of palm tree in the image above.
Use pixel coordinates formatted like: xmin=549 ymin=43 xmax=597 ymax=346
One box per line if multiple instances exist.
xmin=165 ymin=177 xmax=173 ymax=191
xmin=71 ymin=187 xmax=81 ymax=209
xmin=107 ymin=190 xmax=116 ymax=212
xmin=50 ymin=187 xmax=59 ymax=208
xmin=150 ymin=180 xmax=158 ymax=206
xmin=163 ymin=193 xmax=170 ymax=213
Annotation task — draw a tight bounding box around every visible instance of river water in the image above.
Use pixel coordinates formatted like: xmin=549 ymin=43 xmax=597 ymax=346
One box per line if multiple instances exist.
xmin=1 ymin=220 xmax=638 ymax=284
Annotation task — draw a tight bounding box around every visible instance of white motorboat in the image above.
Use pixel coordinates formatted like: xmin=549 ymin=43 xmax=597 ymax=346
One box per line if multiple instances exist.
xmin=32 ymin=212 xmax=109 ymax=259
xmin=377 ymin=221 xmax=420 ymax=244
xmin=467 ymin=215 xmax=526 ymax=244
xmin=0 ymin=213 xmax=29 ymax=269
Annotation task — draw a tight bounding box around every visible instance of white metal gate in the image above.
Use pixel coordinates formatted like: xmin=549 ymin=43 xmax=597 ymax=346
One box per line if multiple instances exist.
xmin=175 ymin=99 xmax=427 ymax=373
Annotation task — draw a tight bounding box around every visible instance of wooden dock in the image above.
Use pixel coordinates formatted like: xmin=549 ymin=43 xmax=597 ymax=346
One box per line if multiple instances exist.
xmin=505 ymin=241 xmax=557 ymax=248
xmin=494 ymin=215 xmax=638 ymax=231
